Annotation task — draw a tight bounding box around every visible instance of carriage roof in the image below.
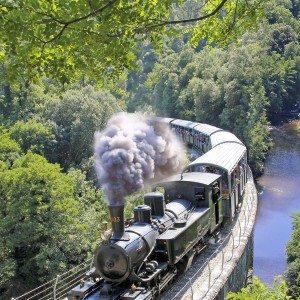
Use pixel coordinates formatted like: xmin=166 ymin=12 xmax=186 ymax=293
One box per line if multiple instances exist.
xmin=185 ymin=143 xmax=246 ymax=175
xmin=153 ymin=172 xmax=221 ymax=187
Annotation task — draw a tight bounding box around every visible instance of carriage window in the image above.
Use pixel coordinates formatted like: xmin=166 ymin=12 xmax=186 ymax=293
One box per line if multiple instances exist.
xmin=194 ymin=187 xmax=205 ymax=202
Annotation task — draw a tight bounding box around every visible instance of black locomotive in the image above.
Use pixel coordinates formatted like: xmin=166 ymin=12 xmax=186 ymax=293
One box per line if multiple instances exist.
xmin=68 ymin=171 xmax=223 ymax=300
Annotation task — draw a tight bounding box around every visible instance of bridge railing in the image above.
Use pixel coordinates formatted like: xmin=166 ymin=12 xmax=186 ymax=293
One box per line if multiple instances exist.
xmin=12 ymin=257 xmax=94 ymax=300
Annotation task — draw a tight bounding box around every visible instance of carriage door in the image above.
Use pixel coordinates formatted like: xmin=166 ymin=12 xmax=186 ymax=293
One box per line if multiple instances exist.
xmin=212 ymin=182 xmax=220 ymax=225
xmin=231 ymin=172 xmax=238 ymax=211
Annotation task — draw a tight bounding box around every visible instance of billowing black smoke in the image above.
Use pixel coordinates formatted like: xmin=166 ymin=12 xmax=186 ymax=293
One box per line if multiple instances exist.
xmin=94 ymin=113 xmax=185 ymax=206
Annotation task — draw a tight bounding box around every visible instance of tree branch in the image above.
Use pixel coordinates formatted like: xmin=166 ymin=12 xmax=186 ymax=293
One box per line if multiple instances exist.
xmin=41 ymin=0 xmax=119 ymax=44
xmin=2 ymin=0 xmax=250 ymax=46
xmin=2 ymin=0 xmax=119 ymax=44
xmin=57 ymin=0 xmax=119 ymax=26
xmin=134 ymin=0 xmax=229 ymax=31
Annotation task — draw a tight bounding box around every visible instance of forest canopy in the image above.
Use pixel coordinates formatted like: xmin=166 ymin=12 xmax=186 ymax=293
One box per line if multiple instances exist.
xmin=0 ymin=0 xmax=263 ymax=83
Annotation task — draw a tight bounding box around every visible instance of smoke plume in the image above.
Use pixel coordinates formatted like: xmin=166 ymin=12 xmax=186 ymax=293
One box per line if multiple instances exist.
xmin=94 ymin=113 xmax=185 ymax=205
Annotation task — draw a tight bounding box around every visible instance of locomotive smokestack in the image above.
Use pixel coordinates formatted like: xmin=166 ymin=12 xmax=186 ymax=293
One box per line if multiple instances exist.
xmin=109 ymin=205 xmax=128 ymax=241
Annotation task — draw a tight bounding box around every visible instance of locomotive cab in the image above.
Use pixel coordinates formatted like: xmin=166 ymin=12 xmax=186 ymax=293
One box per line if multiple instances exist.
xmin=151 ymin=172 xmax=223 ymax=265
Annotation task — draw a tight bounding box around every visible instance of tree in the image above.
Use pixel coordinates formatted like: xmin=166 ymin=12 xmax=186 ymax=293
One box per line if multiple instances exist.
xmin=42 ymin=85 xmax=123 ymax=169
xmin=0 ymin=0 xmax=263 ymax=83
xmin=245 ymin=81 xmax=271 ymax=173
xmin=193 ymin=78 xmax=222 ymax=125
xmin=146 ymin=57 xmax=180 ymax=116
xmin=0 ymin=153 xmax=104 ymax=298
xmin=0 ymin=153 xmax=76 ymax=296
xmin=8 ymin=119 xmax=55 ymax=156
xmin=226 ymin=276 xmax=290 ymax=300
xmin=0 ymin=74 xmax=59 ymax=124
xmin=0 ymin=130 xmax=22 ymax=167
xmin=67 ymin=168 xmax=107 ymax=251
xmin=286 ymin=212 xmax=300 ymax=299
xmin=260 ymin=53 xmax=299 ymax=115
xmin=161 ymin=72 xmax=180 ymax=116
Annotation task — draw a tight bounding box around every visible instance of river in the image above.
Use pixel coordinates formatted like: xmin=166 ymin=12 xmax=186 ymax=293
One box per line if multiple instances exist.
xmin=253 ymin=120 xmax=300 ymax=284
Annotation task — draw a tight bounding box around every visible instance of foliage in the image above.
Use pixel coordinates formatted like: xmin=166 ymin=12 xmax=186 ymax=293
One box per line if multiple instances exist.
xmin=124 ymin=192 xmax=147 ymax=219
xmin=0 ymin=153 xmax=106 ymax=298
xmin=0 ymin=130 xmax=22 ymax=167
xmin=245 ymin=81 xmax=272 ymax=174
xmin=8 ymin=119 xmax=55 ymax=155
xmin=0 ymin=79 xmax=124 ymax=171
xmin=136 ymin=40 xmax=273 ymax=172
xmin=42 ymin=85 xmax=123 ymax=169
xmin=0 ymin=0 xmax=263 ymax=83
xmin=126 ymin=0 xmax=300 ymax=174
xmin=0 ymin=152 xmax=76 ymax=295
xmin=0 ymin=77 xmax=57 ymax=124
xmin=286 ymin=212 xmax=300 ymax=299
xmin=226 ymin=276 xmax=291 ymax=299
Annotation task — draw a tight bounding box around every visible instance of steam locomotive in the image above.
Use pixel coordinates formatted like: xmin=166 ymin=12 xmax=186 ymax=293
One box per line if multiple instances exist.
xmin=68 ymin=172 xmax=223 ymax=300
xmin=68 ymin=118 xmax=248 ymax=300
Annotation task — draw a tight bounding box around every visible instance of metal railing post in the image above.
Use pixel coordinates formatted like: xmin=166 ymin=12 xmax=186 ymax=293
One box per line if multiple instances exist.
xmin=237 ymin=219 xmax=241 ymax=248
xmin=243 ymin=210 xmax=247 ymax=230
xmin=53 ymin=275 xmax=60 ymax=300
xmin=207 ymin=260 xmax=211 ymax=291
xmin=226 ymin=231 xmax=235 ymax=262
xmin=221 ymin=248 xmax=224 ymax=275
xmin=247 ymin=200 xmax=251 ymax=218
xmin=189 ymin=278 xmax=194 ymax=299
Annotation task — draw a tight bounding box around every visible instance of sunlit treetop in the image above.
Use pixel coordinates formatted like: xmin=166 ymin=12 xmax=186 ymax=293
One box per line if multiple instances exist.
xmin=0 ymin=0 xmax=264 ymax=83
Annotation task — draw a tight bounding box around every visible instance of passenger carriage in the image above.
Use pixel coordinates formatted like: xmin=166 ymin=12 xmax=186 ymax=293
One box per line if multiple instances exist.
xmin=169 ymin=119 xmax=223 ymax=153
xmin=183 ymin=143 xmax=247 ymax=220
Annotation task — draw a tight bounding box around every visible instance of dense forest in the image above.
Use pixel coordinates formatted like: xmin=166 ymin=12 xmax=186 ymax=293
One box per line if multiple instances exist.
xmin=0 ymin=0 xmax=300 ymax=299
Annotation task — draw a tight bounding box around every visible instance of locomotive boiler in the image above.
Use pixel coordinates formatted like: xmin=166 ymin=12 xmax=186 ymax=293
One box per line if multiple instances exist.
xmin=68 ymin=172 xmax=223 ymax=300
